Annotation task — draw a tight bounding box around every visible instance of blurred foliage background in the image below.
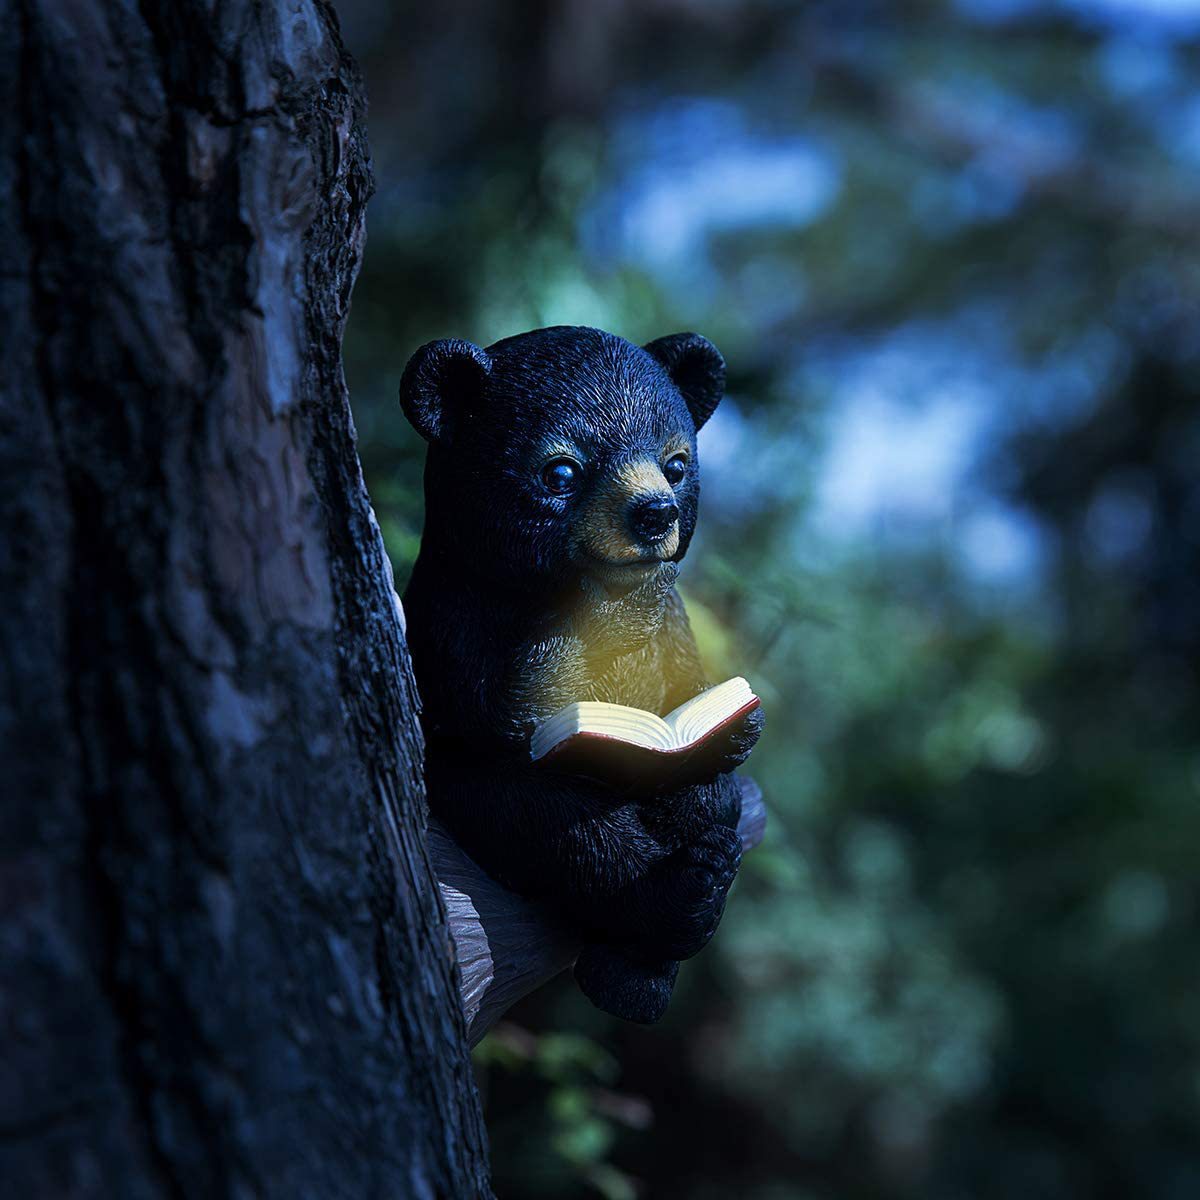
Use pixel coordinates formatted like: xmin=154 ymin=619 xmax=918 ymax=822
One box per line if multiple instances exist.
xmin=335 ymin=2 xmax=1200 ymax=1196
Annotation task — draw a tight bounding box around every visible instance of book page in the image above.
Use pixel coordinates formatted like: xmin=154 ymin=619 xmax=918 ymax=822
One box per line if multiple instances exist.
xmin=531 ymin=701 xmax=675 ymax=759
xmin=665 ymin=677 xmax=755 ymax=747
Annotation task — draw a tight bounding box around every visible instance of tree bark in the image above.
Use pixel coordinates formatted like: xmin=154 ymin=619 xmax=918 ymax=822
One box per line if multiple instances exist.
xmin=0 ymin=2 xmax=491 ymax=1196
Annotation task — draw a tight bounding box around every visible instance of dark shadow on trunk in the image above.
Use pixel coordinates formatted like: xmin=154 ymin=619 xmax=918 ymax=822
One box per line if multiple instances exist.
xmin=0 ymin=1 xmax=491 ymax=1195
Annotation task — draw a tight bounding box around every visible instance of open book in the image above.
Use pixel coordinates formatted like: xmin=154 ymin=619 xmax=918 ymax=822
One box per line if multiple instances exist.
xmin=530 ymin=677 xmax=760 ymax=789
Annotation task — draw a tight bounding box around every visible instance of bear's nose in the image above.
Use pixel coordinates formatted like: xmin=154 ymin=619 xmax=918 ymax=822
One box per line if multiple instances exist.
xmin=628 ymin=495 xmax=679 ymax=543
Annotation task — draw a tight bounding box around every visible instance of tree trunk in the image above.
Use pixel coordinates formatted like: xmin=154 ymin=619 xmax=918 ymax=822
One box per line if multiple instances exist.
xmin=0 ymin=1 xmax=492 ymax=1196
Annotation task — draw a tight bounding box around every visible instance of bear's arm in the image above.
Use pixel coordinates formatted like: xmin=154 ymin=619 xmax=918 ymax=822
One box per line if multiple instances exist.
xmin=428 ymin=753 xmax=659 ymax=900
xmin=426 ymin=751 xmax=740 ymax=947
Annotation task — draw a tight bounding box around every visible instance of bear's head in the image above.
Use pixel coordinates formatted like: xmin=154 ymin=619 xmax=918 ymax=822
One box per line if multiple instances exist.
xmin=399 ymin=325 xmax=725 ymax=594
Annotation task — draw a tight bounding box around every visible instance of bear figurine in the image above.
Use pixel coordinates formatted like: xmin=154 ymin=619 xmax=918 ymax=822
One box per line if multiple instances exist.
xmin=399 ymin=325 xmax=764 ymax=1023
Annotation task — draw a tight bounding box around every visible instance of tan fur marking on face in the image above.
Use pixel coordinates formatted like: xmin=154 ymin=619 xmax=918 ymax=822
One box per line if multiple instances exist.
xmin=615 ymin=459 xmax=669 ymax=498
xmin=656 ymin=525 xmax=680 ymax=559
xmin=574 ymin=459 xmax=679 ymax=564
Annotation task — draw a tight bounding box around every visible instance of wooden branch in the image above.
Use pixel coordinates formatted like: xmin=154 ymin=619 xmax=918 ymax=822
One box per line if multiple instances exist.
xmin=430 ymin=777 xmax=768 ymax=1046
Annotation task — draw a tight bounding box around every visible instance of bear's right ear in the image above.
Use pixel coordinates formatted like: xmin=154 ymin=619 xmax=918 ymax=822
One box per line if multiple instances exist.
xmin=398 ymin=338 xmax=492 ymax=443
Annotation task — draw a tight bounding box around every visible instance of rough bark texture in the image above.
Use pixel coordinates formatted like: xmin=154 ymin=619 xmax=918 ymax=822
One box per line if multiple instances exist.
xmin=0 ymin=1 xmax=491 ymax=1196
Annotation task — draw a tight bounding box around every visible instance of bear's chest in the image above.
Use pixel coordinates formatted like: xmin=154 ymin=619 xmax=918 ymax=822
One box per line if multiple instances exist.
xmin=585 ymin=641 xmax=669 ymax=712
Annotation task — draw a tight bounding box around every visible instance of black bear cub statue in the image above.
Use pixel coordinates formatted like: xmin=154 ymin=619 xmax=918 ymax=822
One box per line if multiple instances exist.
xmin=399 ymin=325 xmax=764 ymax=1024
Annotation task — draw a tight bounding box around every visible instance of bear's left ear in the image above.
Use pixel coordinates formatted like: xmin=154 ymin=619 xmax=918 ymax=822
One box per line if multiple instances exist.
xmin=398 ymin=338 xmax=492 ymax=443
xmin=644 ymin=332 xmax=726 ymax=431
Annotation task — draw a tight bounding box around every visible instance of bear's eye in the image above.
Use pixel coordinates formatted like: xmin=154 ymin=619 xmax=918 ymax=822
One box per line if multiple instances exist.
xmin=663 ymin=454 xmax=688 ymax=487
xmin=541 ymin=457 xmax=581 ymax=495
